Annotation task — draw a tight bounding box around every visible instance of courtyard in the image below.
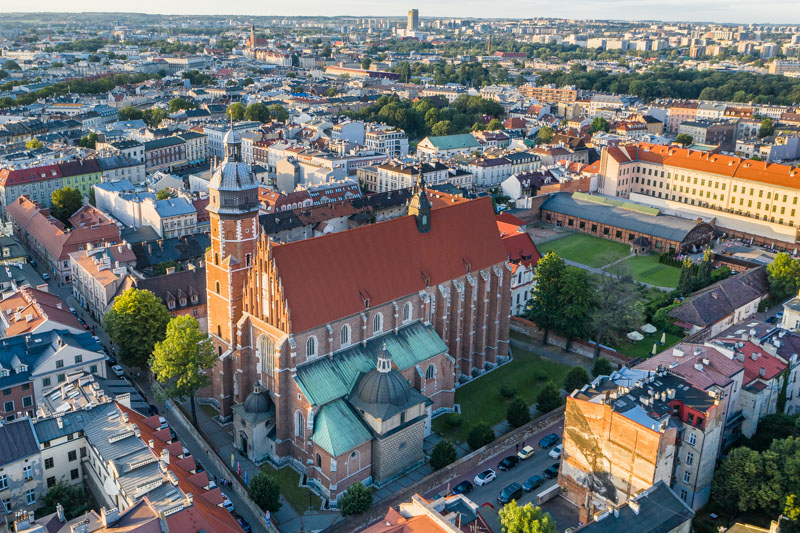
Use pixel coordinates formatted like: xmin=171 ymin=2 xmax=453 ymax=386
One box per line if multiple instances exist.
xmin=537 ymin=233 xmax=630 ymax=268
xmin=623 ymin=254 xmax=680 ymax=288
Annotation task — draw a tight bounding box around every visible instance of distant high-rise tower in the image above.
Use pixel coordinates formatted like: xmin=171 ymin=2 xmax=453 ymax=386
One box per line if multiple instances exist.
xmin=407 ymin=9 xmax=419 ymax=32
xmin=250 ymin=23 xmax=255 ymax=50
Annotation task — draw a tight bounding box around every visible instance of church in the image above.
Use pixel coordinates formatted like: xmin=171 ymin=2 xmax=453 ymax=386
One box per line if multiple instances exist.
xmin=203 ymin=128 xmax=512 ymax=501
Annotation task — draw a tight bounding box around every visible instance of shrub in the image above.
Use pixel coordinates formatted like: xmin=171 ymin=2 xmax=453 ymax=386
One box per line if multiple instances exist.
xmin=429 ymin=439 xmax=457 ymax=470
xmin=467 ymin=423 xmax=495 ymax=450
xmin=534 ymin=370 xmax=549 ymax=381
xmin=248 ymin=471 xmax=282 ymax=513
xmin=563 ymin=366 xmax=590 ymax=394
xmin=536 ymin=383 xmax=562 ymax=413
xmin=339 ymin=482 xmax=372 ymax=516
xmin=507 ymin=396 xmax=531 ymax=428
xmin=591 ymin=357 xmax=613 ymax=377
xmin=500 ymin=384 xmax=518 ymax=398
xmin=444 ymin=413 xmax=463 ymax=427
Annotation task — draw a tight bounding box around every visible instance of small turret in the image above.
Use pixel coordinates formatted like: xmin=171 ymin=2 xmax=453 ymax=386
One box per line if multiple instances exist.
xmin=408 ymin=168 xmax=431 ymax=233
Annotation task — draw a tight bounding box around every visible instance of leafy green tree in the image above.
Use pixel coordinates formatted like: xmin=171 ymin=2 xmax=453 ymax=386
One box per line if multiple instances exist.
xmin=78 ymin=132 xmax=98 ymax=149
xmin=26 ymin=137 xmax=44 ymax=149
xmin=675 ymin=133 xmax=693 ymax=147
xmin=536 ymin=126 xmax=555 ymax=144
xmin=104 ymin=288 xmax=170 ymax=368
xmin=429 ymin=439 xmax=457 ymax=470
xmin=242 ymin=77 xmax=254 ymax=87
xmin=711 ymin=446 xmax=765 ymax=513
xmin=677 ymin=257 xmax=695 ymax=295
xmin=590 ymin=264 xmax=642 ymax=358
xmin=536 ymin=383 xmax=562 ymax=413
xmin=487 ymin=118 xmax=503 ymax=130
xmin=361 ymin=57 xmax=372 ymax=70
xmin=695 ymin=249 xmax=713 ymax=289
xmin=3 ymin=59 xmax=21 ymax=71
xmin=759 ymin=117 xmax=775 ymax=138
xmin=268 ymin=104 xmax=289 ymax=123
xmin=248 ymin=471 xmax=282 ymax=512
xmin=507 ymin=396 xmax=531 ymax=428
xmin=431 ymin=120 xmax=453 ymax=136
xmin=467 ymin=422 xmax=495 ymax=450
xmin=156 ymin=189 xmax=174 ymax=200
xmin=768 ymin=252 xmax=800 ymax=301
xmin=711 ymin=265 xmax=732 ymax=283
xmin=557 ymin=267 xmax=594 ymax=350
xmin=563 ymin=366 xmax=590 ymax=394
xmin=169 ymin=97 xmax=196 ymax=112
xmin=321 ymin=44 xmax=332 ymax=58
xmin=244 ymin=102 xmax=270 ymax=123
xmin=39 ymin=481 xmax=91 ymax=519
xmin=226 ymin=102 xmax=245 ymax=121
xmin=151 ymin=315 xmax=215 ymax=427
xmin=499 ymin=501 xmax=557 ymax=533
xmin=143 ymin=107 xmax=167 ymax=128
xmin=50 ymin=187 xmax=83 ymax=223
xmin=526 ymin=252 xmax=566 ymax=344
xmin=339 ymin=482 xmax=372 ymax=516
xmin=740 ymin=413 xmax=800 ymax=452
xmin=589 ymin=117 xmax=609 ymax=133
xmin=592 ymin=357 xmax=613 ymax=378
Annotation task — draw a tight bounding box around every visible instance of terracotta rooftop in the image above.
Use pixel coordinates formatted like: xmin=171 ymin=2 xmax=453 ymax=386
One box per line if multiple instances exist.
xmin=0 ymin=286 xmax=81 ymax=336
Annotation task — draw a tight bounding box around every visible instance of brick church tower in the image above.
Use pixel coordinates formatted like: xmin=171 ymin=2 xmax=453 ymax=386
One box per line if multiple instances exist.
xmin=205 ymin=126 xmax=260 ymax=417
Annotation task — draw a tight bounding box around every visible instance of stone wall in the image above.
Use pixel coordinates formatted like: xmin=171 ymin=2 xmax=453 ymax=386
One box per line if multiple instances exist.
xmin=326 ymin=406 xmax=566 ymax=533
xmin=373 ymin=419 xmax=425 ymax=484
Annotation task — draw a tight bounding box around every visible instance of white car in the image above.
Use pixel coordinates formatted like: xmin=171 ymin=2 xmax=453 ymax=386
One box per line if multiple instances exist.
xmin=474 ymin=468 xmax=496 ymax=486
xmin=221 ymin=493 xmax=234 ymax=512
xmin=549 ymin=444 xmax=563 ymax=459
xmin=111 ymin=365 xmax=124 ymax=377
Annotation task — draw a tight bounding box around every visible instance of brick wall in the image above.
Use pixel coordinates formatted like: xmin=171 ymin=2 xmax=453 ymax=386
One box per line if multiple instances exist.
xmin=373 ymin=419 xmax=425 ymax=484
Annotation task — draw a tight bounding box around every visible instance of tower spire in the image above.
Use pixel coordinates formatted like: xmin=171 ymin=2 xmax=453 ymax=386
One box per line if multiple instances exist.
xmin=408 ymin=164 xmax=431 ymax=233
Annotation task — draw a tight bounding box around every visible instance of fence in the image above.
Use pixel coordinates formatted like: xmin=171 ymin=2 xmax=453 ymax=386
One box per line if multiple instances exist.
xmin=324 ymin=406 xmax=566 ymax=533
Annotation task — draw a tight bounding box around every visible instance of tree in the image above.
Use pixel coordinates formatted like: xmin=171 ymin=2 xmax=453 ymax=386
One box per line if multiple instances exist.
xmin=740 ymin=413 xmax=800 ymax=452
xmin=487 ymin=118 xmax=504 ymax=130
xmin=711 ymin=446 xmax=764 ymax=513
xmin=557 ymin=267 xmax=594 ymax=351
xmin=226 ymin=102 xmax=245 ymax=121
xmin=143 ymin=107 xmax=167 ymax=128
xmin=244 ymin=102 xmax=270 ymax=123
xmin=675 ymin=133 xmax=693 ymax=147
xmin=536 ymin=383 xmax=562 ymax=413
xmin=536 ymin=126 xmax=555 ymax=144
xmin=3 ymin=59 xmax=21 ymax=71
xmin=156 ymin=189 xmax=174 ymax=200
xmin=499 ymin=501 xmax=557 ymax=533
xmin=590 ymin=264 xmax=642 ymax=358
xmin=506 ymin=396 xmax=531 ymax=428
xmin=768 ymin=252 xmax=800 ymax=301
xmin=339 ymin=481 xmax=372 ymax=516
xmin=151 ymin=315 xmax=215 ymax=427
xmin=759 ymin=117 xmax=775 ymax=138
xmin=169 ymin=97 xmax=196 ymax=112
xmin=592 ymin=357 xmax=613 ymax=377
xmin=431 ymin=120 xmax=453 ymax=136
xmin=677 ymin=257 xmax=695 ymax=295
xmin=78 ymin=132 xmax=98 ymax=149
xmin=242 ymin=77 xmax=254 ymax=87
xmin=563 ymin=366 xmax=590 ymax=394
xmin=429 ymin=439 xmax=457 ymax=470
xmin=103 ymin=288 xmax=170 ymax=369
xmin=589 ymin=117 xmax=609 ymax=134
xmin=50 ymin=187 xmax=83 ymax=223
xmin=26 ymin=137 xmax=44 ymax=149
xmin=526 ymin=252 xmax=566 ymax=344
xmin=321 ymin=44 xmax=332 ymax=58
xmin=39 ymin=481 xmax=91 ymax=519
xmin=361 ymin=57 xmax=372 ymax=70
xmin=268 ymin=104 xmax=289 ymax=123
xmin=248 ymin=471 xmax=282 ymax=512
xmin=467 ymin=422 xmax=495 ymax=450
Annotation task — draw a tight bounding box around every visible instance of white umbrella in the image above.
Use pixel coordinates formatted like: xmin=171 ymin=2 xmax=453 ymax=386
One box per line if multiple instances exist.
xmin=660 ymin=332 xmax=666 ymax=344
xmin=652 ymin=343 xmax=658 ymax=355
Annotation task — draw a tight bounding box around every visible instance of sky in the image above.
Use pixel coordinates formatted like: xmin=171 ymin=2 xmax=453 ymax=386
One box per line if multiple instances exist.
xmin=0 ymin=0 xmax=798 ymax=24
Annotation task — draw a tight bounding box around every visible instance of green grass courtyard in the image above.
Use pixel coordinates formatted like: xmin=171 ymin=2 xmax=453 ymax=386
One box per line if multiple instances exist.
xmin=614 ymin=332 xmax=683 ymax=359
xmin=431 ymin=346 xmax=570 ymax=443
xmin=260 ymin=462 xmax=322 ymax=513
xmin=623 ymin=255 xmax=680 ymax=288
xmin=537 ymin=233 xmax=630 ymax=268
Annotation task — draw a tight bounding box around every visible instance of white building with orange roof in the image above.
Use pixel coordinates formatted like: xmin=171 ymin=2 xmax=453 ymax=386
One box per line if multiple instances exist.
xmin=497 ymin=213 xmax=540 ymax=315
xmin=0 ymin=286 xmax=83 ymax=337
xmin=69 ymin=244 xmax=137 ymax=321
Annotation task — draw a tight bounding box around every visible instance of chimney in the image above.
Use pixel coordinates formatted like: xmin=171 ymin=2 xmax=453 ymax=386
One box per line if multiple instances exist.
xmin=70 ymin=519 xmax=89 ymax=533
xmin=628 ymin=500 xmax=640 ymax=515
xmin=760 ymin=367 xmax=766 ymax=377
xmin=161 ymin=448 xmax=170 ymax=464
xmin=100 ymin=507 xmax=119 ymax=527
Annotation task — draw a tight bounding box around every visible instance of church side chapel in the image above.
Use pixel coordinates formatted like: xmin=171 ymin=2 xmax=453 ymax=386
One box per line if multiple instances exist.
xmin=203 ymin=127 xmax=512 ymax=502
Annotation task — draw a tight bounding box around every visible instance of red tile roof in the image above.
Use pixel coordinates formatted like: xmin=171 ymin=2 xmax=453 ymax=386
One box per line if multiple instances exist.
xmin=716 ymin=339 xmax=787 ymax=383
xmin=0 ymin=164 xmax=61 ymax=187
xmin=271 ymin=197 xmax=507 ymax=332
xmin=0 ymin=286 xmax=82 ymax=336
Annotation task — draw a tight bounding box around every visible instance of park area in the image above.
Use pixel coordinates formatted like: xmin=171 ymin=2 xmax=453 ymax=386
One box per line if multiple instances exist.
xmin=431 ymin=345 xmax=570 ymax=443
xmin=613 ymin=331 xmax=683 ymax=359
xmin=537 ymin=233 xmax=629 ymax=268
xmin=623 ymin=255 xmax=680 ymax=288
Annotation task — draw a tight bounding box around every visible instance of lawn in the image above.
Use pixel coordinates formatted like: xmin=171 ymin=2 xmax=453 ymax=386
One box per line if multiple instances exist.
xmin=537 ymin=234 xmax=630 ymax=268
xmin=614 ymin=332 xmax=683 ymax=359
xmin=432 ymin=346 xmax=570 ymax=443
xmin=260 ymin=463 xmax=322 ymax=513
xmin=199 ymin=403 xmax=219 ymax=419
xmin=624 ymin=255 xmax=680 ymax=288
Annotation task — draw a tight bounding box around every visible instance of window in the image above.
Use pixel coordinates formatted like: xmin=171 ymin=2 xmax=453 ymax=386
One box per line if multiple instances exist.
xmin=403 ymin=302 xmax=412 ymax=322
xmin=80 ymin=447 xmax=87 ymax=458
xmin=426 ymin=364 xmax=435 ymax=380
xmin=2 ymin=388 xmax=9 ymax=396
xmin=47 ymin=476 xmax=56 ymax=488
xmin=316 ymin=454 xmax=322 ymax=468
xmin=683 ymin=470 xmax=691 ymax=483
xmin=89 ymin=365 xmax=97 ymax=374
xmin=686 ymin=451 xmax=694 ymax=465
xmin=688 ymin=432 xmax=696 ymax=446
xmin=45 ymin=457 xmax=54 ymax=469
xmin=57 ymin=374 xmax=66 ymax=383
xmin=306 ymin=336 xmax=316 ymax=358
xmin=23 ymin=396 xmax=32 ymax=408
xmin=26 ymin=489 xmax=35 ymax=504
xmin=56 ymin=360 xmax=64 ymax=369
xmin=680 ymin=489 xmax=688 ymax=502
xmin=74 ymin=354 xmax=82 ymax=364
xmin=295 ymin=411 xmax=305 ymax=438
xmin=68 ymin=450 xmax=77 ymax=462
xmin=23 ymin=465 xmax=32 ymax=480
xmin=3 ymin=401 xmax=13 ymax=413
xmin=246 ymin=254 xmax=251 ymax=267
xmin=340 ymin=324 xmax=351 ymax=347
xmin=0 ymin=474 xmax=7 ymax=490
xmin=373 ymin=313 xmax=383 ymax=334
xmin=71 ymin=469 xmax=79 ymax=480
xmin=215 ymin=281 xmax=220 ymax=294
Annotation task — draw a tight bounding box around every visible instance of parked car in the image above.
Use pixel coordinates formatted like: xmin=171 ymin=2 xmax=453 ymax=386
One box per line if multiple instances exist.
xmin=29 ymin=260 xmax=37 ymax=268
xmin=777 ymin=312 xmax=784 ymax=319
xmin=474 ymin=469 xmax=496 ymax=486
xmin=523 ymin=475 xmax=544 ymax=492
xmin=517 ymin=445 xmax=536 ymax=460
xmin=111 ymin=365 xmax=124 ymax=377
xmin=220 ymin=493 xmax=234 ymax=512
xmin=194 ymin=460 xmax=204 ymax=473
xmin=549 ymin=444 xmax=563 ymax=459
xmin=148 ymin=404 xmax=159 ymax=416
xmin=452 ymin=480 xmax=473 ymax=495
xmin=41 ymin=273 xmax=50 ymax=281
xmin=497 ymin=455 xmax=520 ymax=471
xmin=766 ymin=316 xmax=778 ymax=324
xmin=497 ymin=482 xmax=523 ymax=504
xmin=69 ymin=307 xmax=77 ymax=316
xmin=539 ymin=433 xmax=560 ymax=449
xmin=543 ymin=463 xmax=560 ymax=479
xmin=235 ymin=516 xmax=251 ymax=533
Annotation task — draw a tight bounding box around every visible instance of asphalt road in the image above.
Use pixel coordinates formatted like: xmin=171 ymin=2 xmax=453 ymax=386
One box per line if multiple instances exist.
xmin=426 ymin=420 xmax=565 ymax=516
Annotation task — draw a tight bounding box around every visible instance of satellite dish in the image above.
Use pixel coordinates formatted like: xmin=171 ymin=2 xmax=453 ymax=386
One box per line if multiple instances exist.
xmin=104 ymin=477 xmax=119 ymax=497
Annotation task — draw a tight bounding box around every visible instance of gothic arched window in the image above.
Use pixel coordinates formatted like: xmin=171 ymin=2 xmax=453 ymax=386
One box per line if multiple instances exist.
xmin=340 ymin=324 xmax=351 ymax=347
xmin=373 ymin=313 xmax=383 ymax=334
xmin=306 ymin=336 xmax=317 ymax=358
xmin=258 ymin=335 xmax=275 ymax=378
xmin=403 ymin=302 xmax=412 ymax=322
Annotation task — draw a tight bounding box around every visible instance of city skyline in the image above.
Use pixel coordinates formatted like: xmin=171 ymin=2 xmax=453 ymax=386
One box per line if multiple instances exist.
xmin=1 ymin=0 xmax=799 ymax=25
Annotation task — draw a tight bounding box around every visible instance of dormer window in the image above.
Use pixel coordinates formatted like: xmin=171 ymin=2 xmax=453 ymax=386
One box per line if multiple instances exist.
xmin=168 ymin=300 xmax=176 ymax=310
xmin=191 ymin=294 xmax=198 ymax=304
xmin=0 ymin=370 xmax=8 ymax=378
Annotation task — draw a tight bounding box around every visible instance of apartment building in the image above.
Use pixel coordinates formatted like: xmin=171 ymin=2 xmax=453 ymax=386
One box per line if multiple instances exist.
xmin=519 ymin=84 xmax=578 ymax=103
xmin=678 ymin=120 xmax=737 ymax=151
xmin=176 ymin=131 xmax=208 ymax=165
xmin=597 ymin=143 xmax=800 ymax=245
xmin=143 ymin=137 xmax=187 ymax=173
xmin=497 ymin=213 xmax=539 ymax=315
xmin=0 ymin=164 xmax=63 ymax=217
xmin=96 ymin=140 xmax=145 ymax=162
xmin=204 ymin=122 xmax=260 ymax=159
xmin=365 ymin=127 xmax=409 ymax=157
xmin=70 ymin=244 xmax=137 ymax=320
xmin=371 ymin=161 xmax=450 ymax=192
xmin=668 ymin=101 xmax=699 ymax=134
xmin=96 ymin=155 xmax=146 ymax=185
